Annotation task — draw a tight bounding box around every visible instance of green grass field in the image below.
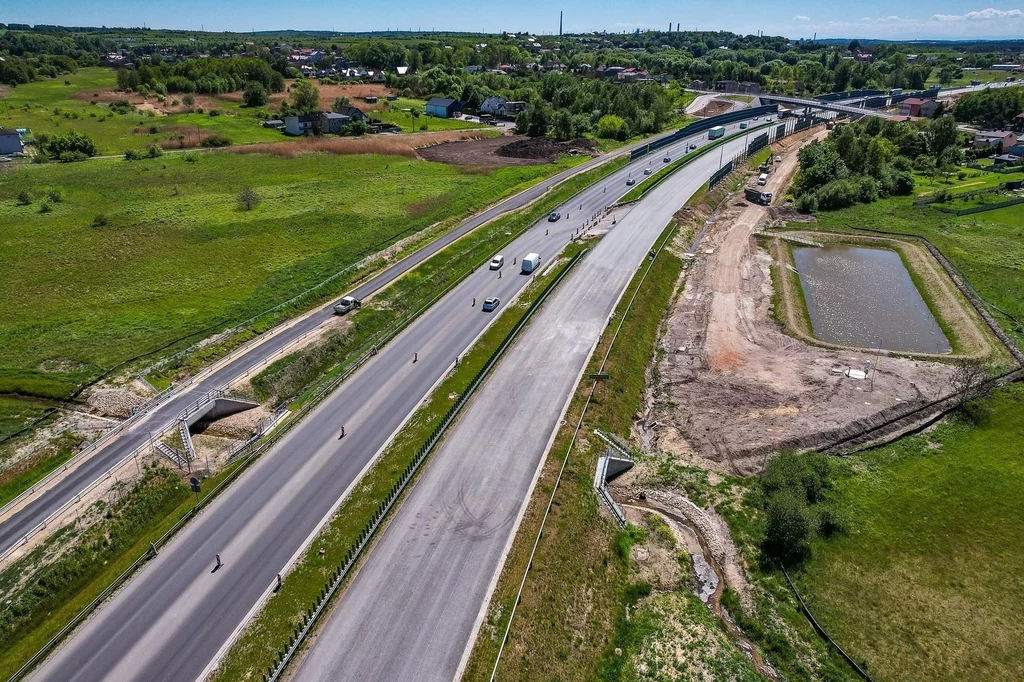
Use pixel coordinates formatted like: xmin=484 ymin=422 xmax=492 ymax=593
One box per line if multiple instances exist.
xmin=375 ymin=97 xmax=490 ymax=133
xmin=0 ymin=68 xmax=283 ymax=153
xmin=807 ymin=186 xmax=1024 ymax=346
xmin=795 ymin=384 xmax=1024 ymax=682
xmin=928 ymin=69 xmax=1020 ymax=87
xmin=0 ymin=149 xmax=579 ymax=400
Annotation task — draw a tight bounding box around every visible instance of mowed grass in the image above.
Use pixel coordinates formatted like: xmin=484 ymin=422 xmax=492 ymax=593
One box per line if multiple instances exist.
xmin=809 ymin=192 xmax=1024 ymax=344
xmin=0 ymin=150 xmax=579 ymax=399
xmin=375 ymin=97 xmax=490 ymax=133
xmin=0 ymin=68 xmax=282 ymax=153
xmin=795 ymin=384 xmax=1024 ymax=682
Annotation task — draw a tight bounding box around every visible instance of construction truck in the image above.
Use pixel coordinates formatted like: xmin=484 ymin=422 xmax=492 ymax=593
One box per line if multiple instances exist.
xmin=744 ymin=186 xmax=773 ymax=205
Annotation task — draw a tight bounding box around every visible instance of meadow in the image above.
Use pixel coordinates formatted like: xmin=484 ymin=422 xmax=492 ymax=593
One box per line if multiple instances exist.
xmin=795 ymin=384 xmax=1024 ymax=682
xmin=0 ymin=149 xmax=580 ymax=401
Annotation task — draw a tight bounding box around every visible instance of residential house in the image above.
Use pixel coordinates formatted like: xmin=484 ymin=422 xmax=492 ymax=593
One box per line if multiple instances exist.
xmin=425 ymin=97 xmax=463 ymax=118
xmin=596 ymin=65 xmax=625 ymax=80
xmin=504 ymin=101 xmax=528 ymax=116
xmin=464 ymin=65 xmax=483 ymax=74
xmin=1013 ymin=112 xmax=1024 ymax=134
xmin=320 ymin=112 xmax=351 ymax=134
xmin=974 ymin=130 xmax=1019 ymax=150
xmin=332 ymin=105 xmax=367 ymax=123
xmin=284 ymin=114 xmax=318 ymax=136
xmin=1008 ymin=142 xmax=1024 ymax=157
xmin=480 ymin=96 xmax=508 ymax=115
xmin=992 ymin=153 xmax=1020 ymax=165
xmin=396 ymin=66 xmax=410 ymax=76
xmin=0 ymin=128 xmax=23 ymax=155
xmin=898 ymin=97 xmax=940 ymax=118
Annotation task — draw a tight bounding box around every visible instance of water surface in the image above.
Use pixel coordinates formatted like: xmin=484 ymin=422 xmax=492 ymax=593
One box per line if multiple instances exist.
xmin=792 ymin=245 xmax=950 ymax=354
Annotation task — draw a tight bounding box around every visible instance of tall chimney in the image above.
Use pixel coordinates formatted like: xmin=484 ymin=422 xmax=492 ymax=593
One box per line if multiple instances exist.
xmin=676 ymin=22 xmax=680 ymax=32
xmin=559 ymin=11 xmax=563 ymax=36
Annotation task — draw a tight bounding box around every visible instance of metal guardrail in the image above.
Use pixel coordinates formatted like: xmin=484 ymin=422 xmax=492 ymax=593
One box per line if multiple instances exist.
xmin=262 ymin=248 xmax=589 ymax=682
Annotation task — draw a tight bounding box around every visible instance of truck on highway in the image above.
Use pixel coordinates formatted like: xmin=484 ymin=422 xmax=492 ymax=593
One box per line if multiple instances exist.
xmin=521 ymin=253 xmax=541 ymax=274
xmin=708 ymin=125 xmax=726 ymax=140
xmin=744 ymin=186 xmax=773 ymax=205
xmin=333 ymin=296 xmax=361 ymax=315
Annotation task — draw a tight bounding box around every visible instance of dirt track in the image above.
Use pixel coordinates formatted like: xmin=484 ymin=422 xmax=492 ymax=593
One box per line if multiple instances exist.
xmin=645 ymin=129 xmax=956 ymax=474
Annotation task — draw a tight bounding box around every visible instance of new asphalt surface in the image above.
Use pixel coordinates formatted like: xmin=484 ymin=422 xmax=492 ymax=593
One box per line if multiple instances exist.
xmin=291 ymin=126 xmax=768 ymax=682
xmin=25 ymin=118 xmax=765 ymax=682
xmin=0 ymin=130 xmax=667 ymax=556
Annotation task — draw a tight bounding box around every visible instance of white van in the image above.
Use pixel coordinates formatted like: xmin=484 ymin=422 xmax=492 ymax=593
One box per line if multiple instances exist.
xmin=757 ymin=173 xmax=768 ymax=186
xmin=489 ymin=254 xmax=504 ymax=270
xmin=521 ymin=253 xmax=541 ymax=274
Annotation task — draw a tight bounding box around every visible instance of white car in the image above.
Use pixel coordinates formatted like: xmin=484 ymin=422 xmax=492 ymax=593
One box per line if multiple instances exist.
xmin=643 ymin=167 xmax=653 ymax=175
xmin=775 ymin=156 xmax=782 ymax=163
xmin=489 ymin=255 xmax=504 ymax=270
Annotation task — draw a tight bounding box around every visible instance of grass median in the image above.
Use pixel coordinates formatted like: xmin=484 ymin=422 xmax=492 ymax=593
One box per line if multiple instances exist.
xmin=0 ymin=154 xmax=628 ymax=680
xmin=210 ymin=239 xmax=593 ymax=682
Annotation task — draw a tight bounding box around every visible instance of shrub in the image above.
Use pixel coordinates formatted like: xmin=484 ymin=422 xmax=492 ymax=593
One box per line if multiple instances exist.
xmin=208 ymin=109 xmax=221 ymax=117
xmin=124 ymin=149 xmax=146 ymax=161
xmin=109 ymin=99 xmax=135 ymax=114
xmin=92 ymin=214 xmax=109 ymax=226
xmin=237 ymin=187 xmax=261 ymax=210
xmin=45 ymin=131 xmax=98 ymax=159
xmin=182 ymin=94 xmax=195 ymax=106
xmin=46 ymin=188 xmax=62 ymax=203
xmin=201 ymin=134 xmax=231 ymax=148
xmin=148 ymin=143 xmax=164 ymax=158
xmin=16 ymin=190 xmax=32 ymax=205
xmin=182 ymin=152 xmax=199 ymax=164
xmin=39 ymin=200 xmax=53 ymax=214
xmin=763 ymin=490 xmax=812 ymax=564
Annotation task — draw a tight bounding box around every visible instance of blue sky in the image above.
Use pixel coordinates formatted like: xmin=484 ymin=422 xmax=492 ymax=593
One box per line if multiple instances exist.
xmin=8 ymin=1 xmax=1024 ymax=39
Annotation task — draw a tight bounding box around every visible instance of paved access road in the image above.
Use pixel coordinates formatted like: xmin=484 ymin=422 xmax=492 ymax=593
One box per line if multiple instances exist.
xmin=292 ymin=129 xmax=771 ymax=682
xmin=25 ymin=117 xmax=762 ymax=682
xmin=0 ymin=128 xmax=686 ymax=557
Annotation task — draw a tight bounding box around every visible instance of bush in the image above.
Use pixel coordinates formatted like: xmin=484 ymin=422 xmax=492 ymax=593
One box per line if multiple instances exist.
xmin=47 ymin=188 xmax=63 ymax=203
xmin=16 ymin=190 xmax=32 ymax=205
xmin=92 ymin=214 xmax=108 ymax=227
xmin=763 ymin=490 xmax=812 ymax=563
xmin=237 ymin=187 xmax=261 ymax=210
xmin=46 ymin=131 xmax=97 ymax=159
xmin=124 ymin=149 xmax=146 ymax=161
xmin=201 ymin=134 xmax=231 ymax=148
xmin=148 ymin=143 xmax=164 ymax=158
xmin=109 ymin=99 xmax=135 ymax=114
xmin=182 ymin=94 xmax=195 ymax=106
xmin=208 ymin=109 xmax=221 ymax=117
xmin=182 ymin=152 xmax=199 ymax=164
xmin=39 ymin=200 xmax=53 ymax=214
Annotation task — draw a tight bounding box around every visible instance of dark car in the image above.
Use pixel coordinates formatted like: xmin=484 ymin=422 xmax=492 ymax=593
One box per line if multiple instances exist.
xmin=663 ymin=156 xmax=671 ymax=163
xmin=626 ymin=177 xmax=636 ymax=186
xmin=547 ymin=211 xmax=561 ymax=222
xmin=482 ymin=297 xmax=500 ymax=312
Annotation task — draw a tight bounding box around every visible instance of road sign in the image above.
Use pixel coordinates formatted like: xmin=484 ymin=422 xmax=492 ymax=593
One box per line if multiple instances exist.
xmin=190 ymin=477 xmax=201 ymax=493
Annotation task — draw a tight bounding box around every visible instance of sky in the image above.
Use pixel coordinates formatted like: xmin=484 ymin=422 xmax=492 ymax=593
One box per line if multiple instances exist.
xmin=8 ymin=1 xmax=1024 ymax=40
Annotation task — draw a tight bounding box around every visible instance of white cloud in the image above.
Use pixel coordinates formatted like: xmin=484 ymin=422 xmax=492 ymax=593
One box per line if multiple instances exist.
xmin=930 ymin=7 xmax=1024 ymax=22
xmin=793 ymin=15 xmax=810 ymax=21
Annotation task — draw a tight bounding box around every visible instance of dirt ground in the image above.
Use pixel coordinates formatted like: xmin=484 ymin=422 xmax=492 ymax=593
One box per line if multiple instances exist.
xmin=417 ymin=135 xmax=596 ymax=167
xmin=644 ymin=129 xmax=958 ymax=474
xmin=693 ymin=99 xmax=739 ymax=118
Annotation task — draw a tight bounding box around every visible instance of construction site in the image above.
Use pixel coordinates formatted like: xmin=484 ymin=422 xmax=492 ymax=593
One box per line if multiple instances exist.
xmin=634 ymin=128 xmax=1009 ymax=475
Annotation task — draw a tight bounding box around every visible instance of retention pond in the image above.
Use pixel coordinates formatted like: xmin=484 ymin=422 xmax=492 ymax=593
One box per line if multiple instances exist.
xmin=792 ymin=245 xmax=951 ymax=354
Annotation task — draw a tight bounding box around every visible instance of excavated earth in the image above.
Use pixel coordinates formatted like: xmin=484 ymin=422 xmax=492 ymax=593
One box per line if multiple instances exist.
xmin=645 ymin=131 xmax=957 ymax=475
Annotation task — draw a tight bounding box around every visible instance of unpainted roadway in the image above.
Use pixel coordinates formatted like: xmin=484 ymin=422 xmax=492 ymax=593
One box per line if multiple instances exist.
xmin=0 ymin=127 xmax=687 ymax=557
xmin=26 ymin=117 xmax=766 ymax=682
xmin=292 ymin=129 xmax=775 ymax=681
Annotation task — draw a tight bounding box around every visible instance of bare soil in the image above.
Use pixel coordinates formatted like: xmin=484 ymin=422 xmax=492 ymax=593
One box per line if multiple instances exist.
xmin=417 ymin=135 xmax=596 ymax=167
xmin=646 ymin=130 xmax=959 ymax=474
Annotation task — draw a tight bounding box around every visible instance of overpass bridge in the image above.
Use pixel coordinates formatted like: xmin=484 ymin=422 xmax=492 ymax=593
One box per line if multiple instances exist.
xmin=759 ymin=93 xmax=900 ymax=120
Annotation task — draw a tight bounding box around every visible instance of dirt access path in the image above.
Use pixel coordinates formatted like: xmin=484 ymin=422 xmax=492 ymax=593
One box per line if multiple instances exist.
xmin=647 ymin=129 xmax=955 ymax=474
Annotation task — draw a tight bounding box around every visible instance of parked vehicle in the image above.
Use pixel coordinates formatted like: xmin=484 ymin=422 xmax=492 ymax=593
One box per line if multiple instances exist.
xmin=548 ymin=211 xmax=561 ymax=222
xmin=757 ymin=173 xmax=768 ymax=186
xmin=482 ymin=297 xmax=500 ymax=312
xmin=521 ymin=252 xmax=541 ymax=274
xmin=708 ymin=125 xmax=726 ymax=140
xmin=489 ymin=255 xmax=504 ymax=270
xmin=775 ymin=155 xmax=782 ymax=163
xmin=333 ymin=295 xmax=361 ymax=315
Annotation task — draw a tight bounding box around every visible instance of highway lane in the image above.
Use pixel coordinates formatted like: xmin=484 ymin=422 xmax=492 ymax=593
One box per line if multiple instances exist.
xmin=24 ymin=117 xmax=762 ymax=682
xmin=292 ymin=128 xmax=770 ymax=681
xmin=0 ymin=128 xmax=680 ymax=557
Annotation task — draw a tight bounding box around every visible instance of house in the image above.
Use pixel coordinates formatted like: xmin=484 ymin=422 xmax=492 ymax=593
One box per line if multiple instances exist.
xmin=284 ymin=114 xmax=318 ymax=136
xmin=425 ymin=97 xmax=463 ymax=118
xmin=480 ymin=96 xmax=507 ymax=115
xmin=503 ymin=101 xmax=528 ymax=116
xmin=0 ymin=128 xmax=22 ymax=155
xmin=974 ymin=130 xmax=1019 ymax=150
xmin=364 ymin=96 xmax=378 ymax=104
xmin=990 ymin=64 xmax=1022 ymax=71
xmin=898 ymin=97 xmax=940 ymax=118
xmin=1013 ymin=112 xmax=1024 ymax=134
xmin=464 ymin=65 xmax=483 ymax=74
xmin=992 ymin=153 xmax=1020 ymax=165
xmin=319 ymin=111 xmax=351 ymax=134
xmin=332 ymin=105 xmax=367 ymax=123
xmin=1008 ymin=142 xmax=1024 ymax=157
xmin=396 ymin=66 xmax=410 ymax=76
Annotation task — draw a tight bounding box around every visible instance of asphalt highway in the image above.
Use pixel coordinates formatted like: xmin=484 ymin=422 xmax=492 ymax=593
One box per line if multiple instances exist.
xmin=26 ymin=117 xmax=765 ymax=682
xmin=0 ymin=127 xmax=685 ymax=556
xmin=292 ymin=125 xmax=771 ymax=682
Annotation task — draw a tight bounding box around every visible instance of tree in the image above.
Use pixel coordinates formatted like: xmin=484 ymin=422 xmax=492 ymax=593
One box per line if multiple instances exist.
xmin=763 ymin=491 xmax=812 ymax=564
xmin=331 ymin=96 xmax=350 ymax=112
xmin=243 ymin=81 xmax=268 ymax=108
xmin=290 ymin=79 xmax=320 ymax=114
xmin=596 ymin=114 xmax=628 ymax=140
xmin=45 ymin=131 xmax=97 ymax=160
xmin=928 ymin=115 xmax=959 ymax=158
xmin=951 ymin=357 xmax=987 ymax=409
xmin=237 ymin=187 xmax=261 ymax=211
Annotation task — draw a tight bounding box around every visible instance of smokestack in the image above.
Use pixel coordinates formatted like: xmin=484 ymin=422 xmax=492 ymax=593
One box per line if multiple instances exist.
xmin=676 ymin=23 xmax=680 ymax=32
xmin=668 ymin=21 xmax=672 ymax=32
xmin=559 ymin=10 xmax=563 ymax=36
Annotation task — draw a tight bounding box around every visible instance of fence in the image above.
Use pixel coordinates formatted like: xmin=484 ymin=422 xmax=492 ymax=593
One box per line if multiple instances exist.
xmin=746 ymin=132 xmax=769 ymax=156
xmin=932 ymin=196 xmax=1024 ymax=216
xmin=708 ymin=161 xmax=733 ymax=189
xmin=261 ymin=248 xmax=588 ymax=682
xmin=630 ymin=104 xmax=780 ymax=160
